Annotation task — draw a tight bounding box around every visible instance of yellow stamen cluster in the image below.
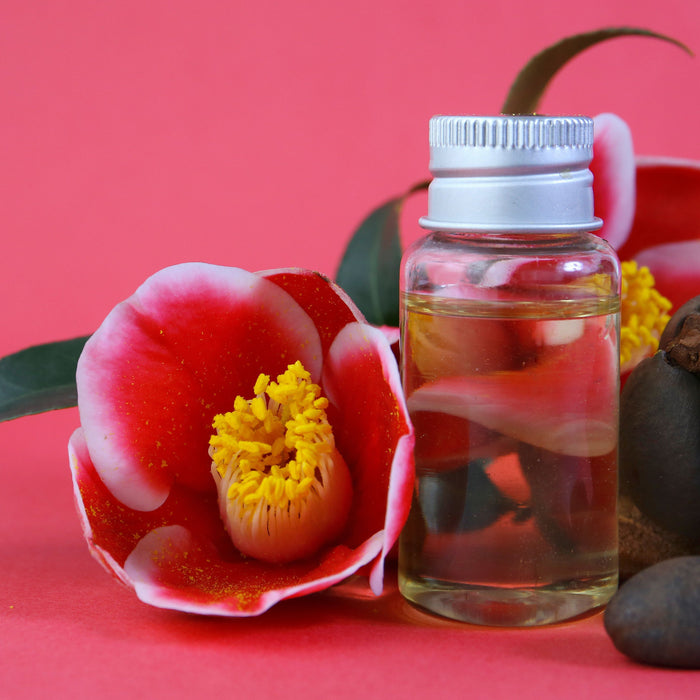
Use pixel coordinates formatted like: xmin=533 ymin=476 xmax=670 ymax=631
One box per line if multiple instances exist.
xmin=620 ymin=261 xmax=672 ymax=373
xmin=209 ymin=361 xmax=334 ymax=514
xmin=207 ymin=360 xmax=355 ymax=564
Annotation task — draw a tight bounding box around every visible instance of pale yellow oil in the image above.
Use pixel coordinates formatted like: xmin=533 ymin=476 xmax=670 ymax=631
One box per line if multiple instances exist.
xmin=399 ymin=292 xmax=620 ymax=626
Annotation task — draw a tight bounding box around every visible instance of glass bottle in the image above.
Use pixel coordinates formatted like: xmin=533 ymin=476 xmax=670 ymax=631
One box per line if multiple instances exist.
xmin=398 ymin=115 xmax=620 ymax=626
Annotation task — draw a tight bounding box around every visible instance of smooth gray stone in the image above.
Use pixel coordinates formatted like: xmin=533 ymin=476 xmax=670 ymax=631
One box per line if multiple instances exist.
xmin=604 ymin=556 xmax=700 ymax=668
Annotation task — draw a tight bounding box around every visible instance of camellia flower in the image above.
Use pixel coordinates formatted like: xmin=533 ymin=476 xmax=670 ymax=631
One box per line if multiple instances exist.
xmin=618 ymin=156 xmax=700 ymax=312
xmin=69 ymin=263 xmax=414 ymax=616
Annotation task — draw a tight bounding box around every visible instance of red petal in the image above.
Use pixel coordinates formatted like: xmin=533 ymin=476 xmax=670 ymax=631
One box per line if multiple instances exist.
xmin=615 ymin=157 xmax=700 ymax=308
xmin=69 ymin=428 xmax=131 ymax=583
xmin=260 ymin=268 xmax=364 ymax=355
xmin=322 ymin=323 xmax=415 ymax=593
xmin=635 ymin=239 xmax=700 ymax=310
xmin=69 ymin=427 xmax=230 ymax=571
xmin=592 ymin=113 xmax=636 ymax=250
xmin=122 ymin=525 xmax=384 ymax=616
xmin=618 ymin=156 xmax=700 ymax=261
xmin=77 ymin=263 xmax=323 ymax=511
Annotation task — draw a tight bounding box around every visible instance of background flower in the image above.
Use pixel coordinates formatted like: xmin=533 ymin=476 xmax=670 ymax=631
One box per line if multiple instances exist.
xmin=590 ymin=113 xmax=636 ymax=249
xmin=618 ymin=157 xmax=700 ymax=310
xmin=591 ymin=113 xmax=700 ymax=314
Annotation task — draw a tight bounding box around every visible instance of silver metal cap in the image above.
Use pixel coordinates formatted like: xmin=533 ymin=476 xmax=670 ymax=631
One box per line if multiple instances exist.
xmin=419 ymin=115 xmax=602 ymax=232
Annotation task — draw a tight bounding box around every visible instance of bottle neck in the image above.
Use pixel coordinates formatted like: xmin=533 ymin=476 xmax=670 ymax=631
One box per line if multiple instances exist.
xmin=420 ymin=169 xmax=602 ymax=234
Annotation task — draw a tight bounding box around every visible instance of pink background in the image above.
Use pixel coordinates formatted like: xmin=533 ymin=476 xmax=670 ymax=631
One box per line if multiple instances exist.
xmin=1 ymin=1 xmax=699 ymax=697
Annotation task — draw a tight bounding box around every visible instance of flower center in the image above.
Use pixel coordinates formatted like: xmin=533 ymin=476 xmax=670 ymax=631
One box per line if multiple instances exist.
xmin=620 ymin=261 xmax=672 ymax=374
xmin=209 ymin=361 xmax=352 ymax=564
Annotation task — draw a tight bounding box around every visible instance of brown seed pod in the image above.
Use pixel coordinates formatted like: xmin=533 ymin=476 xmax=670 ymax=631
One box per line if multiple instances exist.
xmin=619 ymin=295 xmax=700 ymax=546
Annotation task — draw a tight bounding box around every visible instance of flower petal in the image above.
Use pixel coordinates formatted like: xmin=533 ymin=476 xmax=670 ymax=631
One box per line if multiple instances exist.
xmin=260 ymin=268 xmax=364 ymax=354
xmin=69 ymin=427 xmax=231 ymax=572
xmin=69 ymin=427 xmax=130 ymax=585
xmin=618 ymin=156 xmax=700 ymax=261
xmin=122 ymin=525 xmax=385 ymax=616
xmin=635 ymin=240 xmax=700 ymax=311
xmin=321 ymin=322 xmax=415 ymax=594
xmin=592 ymin=113 xmax=636 ymax=249
xmin=618 ymin=157 xmax=700 ymax=307
xmin=77 ymin=263 xmax=323 ymax=511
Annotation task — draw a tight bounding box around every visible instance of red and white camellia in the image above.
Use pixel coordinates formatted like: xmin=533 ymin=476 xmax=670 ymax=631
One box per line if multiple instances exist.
xmin=618 ymin=156 xmax=700 ymax=311
xmin=592 ymin=114 xmax=700 ymax=310
xmin=69 ymin=263 xmax=414 ymax=616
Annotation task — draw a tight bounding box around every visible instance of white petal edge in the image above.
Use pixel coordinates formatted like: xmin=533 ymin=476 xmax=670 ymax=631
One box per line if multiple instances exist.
xmin=123 ymin=525 xmax=385 ymax=616
xmin=322 ymin=322 xmax=415 ymax=596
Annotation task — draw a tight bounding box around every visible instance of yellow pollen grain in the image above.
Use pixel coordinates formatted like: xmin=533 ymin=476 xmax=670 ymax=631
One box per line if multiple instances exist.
xmin=620 ymin=260 xmax=672 ymax=371
xmin=254 ymin=374 xmax=270 ymax=395
xmin=250 ymin=396 xmax=268 ymax=422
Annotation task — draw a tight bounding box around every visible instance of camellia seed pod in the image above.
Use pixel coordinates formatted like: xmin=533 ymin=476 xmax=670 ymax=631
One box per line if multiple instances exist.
xmin=619 ymin=295 xmax=700 ymax=545
xmin=604 ymin=556 xmax=700 ymax=669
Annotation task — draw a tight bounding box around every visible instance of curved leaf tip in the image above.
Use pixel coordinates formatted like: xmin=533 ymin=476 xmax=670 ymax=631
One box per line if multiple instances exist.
xmin=502 ymin=27 xmax=693 ymax=115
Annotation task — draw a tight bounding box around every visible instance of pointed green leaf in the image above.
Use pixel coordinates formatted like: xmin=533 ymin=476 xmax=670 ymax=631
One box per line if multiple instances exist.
xmin=336 ymin=196 xmax=404 ymax=326
xmin=337 ymin=181 xmax=429 ymax=326
xmin=502 ymin=27 xmax=693 ymax=115
xmin=0 ymin=336 xmax=89 ymax=422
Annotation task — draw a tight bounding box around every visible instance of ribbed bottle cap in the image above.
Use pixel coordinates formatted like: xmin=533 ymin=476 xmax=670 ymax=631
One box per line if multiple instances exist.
xmin=419 ymin=115 xmax=602 ymax=232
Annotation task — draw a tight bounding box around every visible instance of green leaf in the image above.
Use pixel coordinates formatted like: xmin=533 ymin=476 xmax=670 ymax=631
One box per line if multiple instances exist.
xmin=502 ymin=27 xmax=693 ymax=115
xmin=337 ymin=182 xmax=428 ymax=326
xmin=336 ymin=196 xmax=404 ymax=326
xmin=0 ymin=336 xmax=89 ymax=422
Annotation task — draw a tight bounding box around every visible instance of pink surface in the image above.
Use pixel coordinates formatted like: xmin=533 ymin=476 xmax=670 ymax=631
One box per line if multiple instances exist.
xmin=2 ymin=412 xmax=698 ymax=698
xmin=2 ymin=1 xmax=700 ymax=697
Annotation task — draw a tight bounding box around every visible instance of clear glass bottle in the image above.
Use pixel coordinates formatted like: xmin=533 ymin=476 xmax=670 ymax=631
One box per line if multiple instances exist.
xmin=399 ymin=115 xmax=620 ymax=626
